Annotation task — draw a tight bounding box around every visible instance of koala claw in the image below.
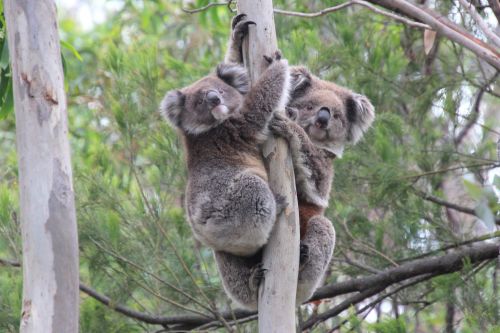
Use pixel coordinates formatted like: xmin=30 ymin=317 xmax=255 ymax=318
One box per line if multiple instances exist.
xmin=231 ymin=13 xmax=247 ymax=29
xmin=232 ymin=14 xmax=256 ymax=41
xmin=269 ymin=114 xmax=291 ymax=138
xmin=299 ymin=243 xmax=310 ymax=264
xmin=249 ymin=264 xmax=267 ymax=291
xmin=274 ymin=193 xmax=288 ymax=215
xmin=263 ymin=50 xmax=283 ymax=65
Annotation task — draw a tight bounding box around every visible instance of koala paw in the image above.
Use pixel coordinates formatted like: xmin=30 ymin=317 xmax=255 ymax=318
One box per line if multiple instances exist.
xmin=231 ymin=14 xmax=255 ymax=42
xmin=249 ymin=263 xmax=267 ymax=292
xmin=299 ymin=243 xmax=310 ymax=264
xmin=285 ymin=106 xmax=298 ymax=121
xmin=269 ymin=113 xmax=292 ymax=139
xmin=263 ymin=50 xmax=283 ymax=65
xmin=273 ymin=192 xmax=288 ymax=215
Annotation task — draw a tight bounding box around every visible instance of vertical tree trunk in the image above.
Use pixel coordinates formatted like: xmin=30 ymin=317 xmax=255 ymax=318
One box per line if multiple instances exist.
xmin=4 ymin=1 xmax=79 ymax=332
xmin=236 ymin=1 xmax=300 ymax=332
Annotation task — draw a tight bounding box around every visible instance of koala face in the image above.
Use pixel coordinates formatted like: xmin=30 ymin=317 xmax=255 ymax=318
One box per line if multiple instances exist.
xmin=160 ymin=64 xmax=249 ymax=135
xmin=288 ymin=67 xmax=375 ymax=156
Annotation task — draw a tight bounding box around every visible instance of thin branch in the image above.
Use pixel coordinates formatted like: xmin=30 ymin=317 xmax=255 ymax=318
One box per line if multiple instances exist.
xmin=274 ymin=0 xmax=432 ymax=30
xmin=181 ymin=1 xmax=234 ymax=14
xmin=0 ymin=257 xmax=20 ymax=267
xmin=370 ymin=0 xmax=500 ymax=70
xmin=458 ymin=0 xmax=500 ymax=47
xmin=4 ymin=243 xmax=498 ymax=330
xmin=312 ymin=242 xmax=499 ymax=302
xmin=401 ymin=162 xmax=499 ymax=180
xmin=72 ymin=242 xmax=500 ymax=330
xmin=455 ymin=71 xmax=500 ymax=145
xmin=400 ymin=230 xmax=500 ymax=262
xmin=413 ymin=189 xmax=500 ymax=225
xmin=323 ymin=274 xmax=436 ymax=332
xmin=88 ymin=237 xmax=212 ymax=312
xmin=487 ymin=0 xmax=500 ymax=23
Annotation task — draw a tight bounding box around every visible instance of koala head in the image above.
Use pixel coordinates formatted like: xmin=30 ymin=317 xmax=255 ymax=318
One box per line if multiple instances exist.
xmin=287 ymin=66 xmax=375 ymax=156
xmin=160 ymin=63 xmax=250 ymax=135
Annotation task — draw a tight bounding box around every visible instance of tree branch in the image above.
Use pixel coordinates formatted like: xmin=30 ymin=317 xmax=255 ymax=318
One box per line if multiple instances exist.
xmin=0 ymin=257 xmax=20 ymax=267
xmin=455 ymin=72 xmax=500 ymax=146
xmin=458 ymin=0 xmax=500 ymax=48
xmin=311 ymin=242 xmax=499 ymax=301
xmin=413 ymin=189 xmax=500 ymax=225
xmin=487 ymin=0 xmax=500 ymax=23
xmin=58 ymin=242 xmax=497 ymax=330
xmin=273 ymin=0 xmax=432 ymax=30
xmin=306 ymin=273 xmax=437 ymax=331
xmin=180 ymin=1 xmax=500 ymax=69
xmin=369 ymin=0 xmax=500 ymax=70
xmin=181 ymin=1 xmax=235 ymax=14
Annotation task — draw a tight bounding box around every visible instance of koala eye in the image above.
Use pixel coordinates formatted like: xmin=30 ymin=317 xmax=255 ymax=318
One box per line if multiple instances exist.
xmin=196 ymin=98 xmax=203 ymax=105
xmin=218 ymin=89 xmax=224 ymax=94
xmin=333 ymin=113 xmax=341 ymax=120
xmin=306 ymin=105 xmax=314 ymax=111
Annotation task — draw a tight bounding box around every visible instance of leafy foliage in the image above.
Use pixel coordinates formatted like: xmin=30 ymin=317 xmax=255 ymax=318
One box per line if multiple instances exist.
xmin=0 ymin=0 xmax=499 ymax=332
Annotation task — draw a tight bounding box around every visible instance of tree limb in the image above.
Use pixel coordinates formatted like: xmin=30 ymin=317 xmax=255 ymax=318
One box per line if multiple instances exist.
xmin=273 ymin=0 xmax=432 ymax=30
xmin=413 ymin=189 xmax=500 ymax=225
xmin=180 ymin=1 xmax=500 ymax=69
xmin=458 ymin=0 xmax=500 ymax=48
xmin=63 ymin=242 xmax=500 ymax=330
xmin=311 ymin=241 xmax=499 ymax=301
xmin=487 ymin=0 xmax=500 ymax=23
xmin=369 ymin=0 xmax=500 ymax=70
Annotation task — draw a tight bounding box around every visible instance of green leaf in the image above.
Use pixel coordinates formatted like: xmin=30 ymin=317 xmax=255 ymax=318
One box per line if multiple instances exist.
xmin=60 ymin=40 xmax=82 ymax=62
xmin=0 ymin=38 xmax=8 ymax=70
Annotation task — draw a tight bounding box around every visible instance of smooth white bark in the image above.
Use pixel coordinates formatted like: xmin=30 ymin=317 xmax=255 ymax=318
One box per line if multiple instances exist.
xmin=4 ymin=1 xmax=79 ymax=332
xmin=236 ymin=1 xmax=300 ymax=332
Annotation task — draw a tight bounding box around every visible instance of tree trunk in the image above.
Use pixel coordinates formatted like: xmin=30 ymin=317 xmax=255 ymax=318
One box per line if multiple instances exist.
xmin=236 ymin=1 xmax=300 ymax=332
xmin=4 ymin=1 xmax=80 ymax=332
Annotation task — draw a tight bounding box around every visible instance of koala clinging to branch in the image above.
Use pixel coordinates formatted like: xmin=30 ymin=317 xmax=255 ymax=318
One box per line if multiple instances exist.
xmin=160 ymin=52 xmax=290 ymax=264
xmin=214 ymin=13 xmax=375 ymax=309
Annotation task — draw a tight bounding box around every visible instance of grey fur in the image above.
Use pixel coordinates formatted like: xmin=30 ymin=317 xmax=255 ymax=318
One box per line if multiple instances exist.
xmin=213 ymin=14 xmax=374 ymax=310
xmin=160 ymin=56 xmax=291 ymax=265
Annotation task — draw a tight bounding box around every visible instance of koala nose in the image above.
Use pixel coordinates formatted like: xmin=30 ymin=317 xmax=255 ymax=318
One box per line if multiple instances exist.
xmin=315 ymin=108 xmax=331 ymax=128
xmin=206 ymin=91 xmax=221 ymax=105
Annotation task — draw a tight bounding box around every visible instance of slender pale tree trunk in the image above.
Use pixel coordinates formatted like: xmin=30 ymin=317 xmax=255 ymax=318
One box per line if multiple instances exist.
xmin=4 ymin=1 xmax=79 ymax=332
xmin=236 ymin=1 xmax=300 ymax=331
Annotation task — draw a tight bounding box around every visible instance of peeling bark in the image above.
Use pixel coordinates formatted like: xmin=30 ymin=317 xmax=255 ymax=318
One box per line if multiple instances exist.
xmin=4 ymin=1 xmax=79 ymax=332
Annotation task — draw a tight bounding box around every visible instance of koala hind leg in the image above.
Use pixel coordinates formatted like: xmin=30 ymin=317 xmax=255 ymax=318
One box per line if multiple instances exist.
xmin=296 ymin=215 xmax=335 ymax=304
xmin=214 ymin=250 xmax=263 ymax=311
xmin=200 ymin=172 xmax=276 ymax=256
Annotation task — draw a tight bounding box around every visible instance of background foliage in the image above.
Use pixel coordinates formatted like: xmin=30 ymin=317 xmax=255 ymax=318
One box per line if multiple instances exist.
xmin=0 ymin=0 xmax=499 ymax=332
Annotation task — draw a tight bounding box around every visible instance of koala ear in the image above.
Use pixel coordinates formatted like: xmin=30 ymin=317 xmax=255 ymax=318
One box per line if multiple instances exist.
xmin=290 ymin=66 xmax=312 ymax=98
xmin=160 ymin=90 xmax=185 ymax=127
xmin=216 ymin=63 xmax=249 ymax=94
xmin=346 ymin=93 xmax=375 ymax=144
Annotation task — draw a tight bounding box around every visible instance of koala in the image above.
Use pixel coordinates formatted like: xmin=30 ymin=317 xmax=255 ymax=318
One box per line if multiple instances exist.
xmin=214 ymin=13 xmax=375 ymax=309
xmin=268 ymin=66 xmax=375 ymax=301
xmin=160 ymin=53 xmax=290 ymax=265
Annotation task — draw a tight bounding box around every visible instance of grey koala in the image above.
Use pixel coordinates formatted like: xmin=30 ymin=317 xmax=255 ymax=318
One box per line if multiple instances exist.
xmin=160 ymin=53 xmax=290 ymax=265
xmin=214 ymin=13 xmax=375 ymax=309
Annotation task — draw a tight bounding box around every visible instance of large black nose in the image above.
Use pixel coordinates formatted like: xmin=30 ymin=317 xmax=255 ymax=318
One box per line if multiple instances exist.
xmin=206 ymin=91 xmax=221 ymax=105
xmin=315 ymin=107 xmax=331 ymax=128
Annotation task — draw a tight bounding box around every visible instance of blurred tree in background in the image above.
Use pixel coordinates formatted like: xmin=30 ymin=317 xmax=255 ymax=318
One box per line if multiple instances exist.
xmin=0 ymin=0 xmax=499 ymax=332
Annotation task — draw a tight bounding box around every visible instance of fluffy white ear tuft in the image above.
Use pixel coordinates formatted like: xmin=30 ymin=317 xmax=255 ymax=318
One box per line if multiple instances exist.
xmin=216 ymin=63 xmax=250 ymax=94
xmin=160 ymin=90 xmax=185 ymax=128
xmin=347 ymin=93 xmax=375 ymax=144
xmin=289 ymin=66 xmax=312 ymax=98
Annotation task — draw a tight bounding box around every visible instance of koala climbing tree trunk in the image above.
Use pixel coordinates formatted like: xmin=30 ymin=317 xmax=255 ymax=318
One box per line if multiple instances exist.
xmin=4 ymin=1 xmax=80 ymax=332
xmin=236 ymin=1 xmax=301 ymax=331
